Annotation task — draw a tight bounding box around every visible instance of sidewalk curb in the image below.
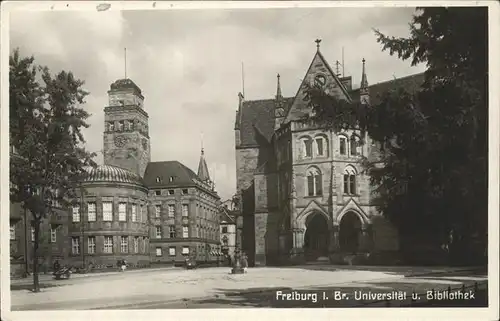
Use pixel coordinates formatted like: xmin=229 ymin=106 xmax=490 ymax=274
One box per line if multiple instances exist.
xmin=403 ymin=266 xmax=486 ymax=278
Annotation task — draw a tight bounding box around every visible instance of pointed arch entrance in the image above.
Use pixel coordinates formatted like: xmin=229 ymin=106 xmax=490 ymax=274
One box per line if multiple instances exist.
xmin=303 ymin=212 xmax=329 ymax=261
xmin=339 ymin=211 xmax=363 ymax=253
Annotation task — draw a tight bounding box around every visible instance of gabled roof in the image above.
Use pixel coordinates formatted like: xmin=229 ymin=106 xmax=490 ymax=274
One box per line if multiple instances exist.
xmin=143 ymin=161 xmax=198 ymax=188
xmin=236 ymin=97 xmax=293 ymax=147
xmin=219 ymin=206 xmax=237 ymax=224
xmin=350 ymin=72 xmax=425 ymax=104
xmin=283 ymin=49 xmax=352 ymax=123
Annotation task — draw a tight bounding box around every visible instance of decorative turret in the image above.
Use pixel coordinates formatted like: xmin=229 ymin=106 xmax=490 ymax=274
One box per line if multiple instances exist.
xmin=360 ymin=58 xmax=370 ymax=105
xmin=197 ymin=147 xmax=211 ymax=183
xmin=274 ymin=73 xmax=286 ymax=130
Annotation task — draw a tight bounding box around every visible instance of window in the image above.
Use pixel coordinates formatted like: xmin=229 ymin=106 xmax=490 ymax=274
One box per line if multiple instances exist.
xmin=131 ymin=204 xmax=137 ymax=222
xmin=120 ymin=236 xmax=128 ymax=253
xmin=182 ymin=246 xmax=190 ymax=255
xmin=155 ymin=205 xmax=161 ymax=218
xmin=71 ymin=237 xmax=80 ymax=255
xmin=169 ymin=225 xmax=176 ymax=238
xmin=182 ymin=226 xmax=189 ymax=238
xmin=31 ymin=227 xmax=35 ymax=242
xmin=339 ymin=136 xmax=347 ymax=155
xmin=169 ymin=247 xmax=176 ymax=256
xmin=50 ymin=226 xmax=57 ymax=243
xmin=118 ymin=203 xmax=127 ymax=221
xmin=222 ymin=235 xmax=229 ymax=245
xmin=350 ymin=136 xmax=358 ymax=156
xmin=140 ymin=205 xmax=144 ymax=222
xmin=343 ymin=166 xmax=357 ymax=195
xmin=103 ymin=202 xmax=113 ymax=221
xmin=156 ymin=177 xmax=161 ymax=183
xmin=156 ymin=247 xmax=162 ymax=257
xmin=168 ymin=205 xmax=175 ymax=218
xmin=169 ymin=176 xmax=174 ymax=182
xmin=142 ymin=236 xmax=147 ymax=253
xmin=134 ymin=236 xmax=139 ymax=253
xmin=155 ymin=226 xmax=162 ymax=239
xmin=104 ymin=236 xmax=113 ymax=253
xmin=222 ymin=226 xmax=228 ymax=234
xmin=118 ymin=120 xmax=124 ymax=131
xmin=108 ymin=122 xmax=114 ymax=131
xmin=10 ymin=223 xmax=16 ymax=240
xmin=315 ymin=136 xmax=327 ymax=156
xmin=182 ymin=204 xmax=189 ymax=217
xmin=182 ymin=189 xmax=188 ymax=195
xmin=72 ymin=205 xmax=80 ymax=222
xmin=87 ymin=236 xmax=96 ymax=254
xmin=306 ymin=167 xmax=322 ymax=196
xmin=302 ymin=138 xmax=313 ymax=158
xmin=87 ymin=202 xmax=96 ymax=221
xmin=169 ymin=190 xmax=175 ymax=195
xmin=155 ymin=190 xmax=161 ymax=196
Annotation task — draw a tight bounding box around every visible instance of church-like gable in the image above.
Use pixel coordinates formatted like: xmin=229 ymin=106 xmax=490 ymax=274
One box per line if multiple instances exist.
xmin=283 ymin=40 xmax=352 ymax=124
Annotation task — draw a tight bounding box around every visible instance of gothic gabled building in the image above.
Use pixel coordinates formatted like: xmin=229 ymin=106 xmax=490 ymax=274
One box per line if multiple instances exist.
xmin=235 ymin=40 xmax=424 ymax=266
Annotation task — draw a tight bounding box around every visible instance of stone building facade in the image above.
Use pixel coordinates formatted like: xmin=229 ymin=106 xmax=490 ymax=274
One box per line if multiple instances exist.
xmin=10 ymin=77 xmax=222 ymax=275
xmin=219 ymin=201 xmax=237 ymax=260
xmin=235 ymin=40 xmax=424 ymax=266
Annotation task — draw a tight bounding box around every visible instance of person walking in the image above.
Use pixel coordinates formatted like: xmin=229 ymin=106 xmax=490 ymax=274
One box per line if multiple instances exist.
xmin=53 ymin=260 xmax=61 ymax=273
xmin=241 ymin=253 xmax=248 ymax=273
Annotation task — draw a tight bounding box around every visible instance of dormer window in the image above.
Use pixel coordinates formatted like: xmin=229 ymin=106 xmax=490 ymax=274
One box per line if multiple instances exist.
xmin=169 ymin=176 xmax=174 ymax=182
xmin=117 ymin=120 xmax=124 ymax=131
xmin=156 ymin=177 xmax=161 ymax=183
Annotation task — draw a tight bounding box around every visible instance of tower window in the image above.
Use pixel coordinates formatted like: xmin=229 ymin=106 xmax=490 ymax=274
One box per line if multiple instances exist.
xmin=339 ymin=136 xmax=347 ymax=155
xmin=108 ymin=122 xmax=114 ymax=132
xmin=343 ymin=166 xmax=357 ymax=195
xmin=156 ymin=176 xmax=161 ymax=183
xmin=117 ymin=120 xmax=124 ymax=131
xmin=306 ymin=167 xmax=322 ymax=196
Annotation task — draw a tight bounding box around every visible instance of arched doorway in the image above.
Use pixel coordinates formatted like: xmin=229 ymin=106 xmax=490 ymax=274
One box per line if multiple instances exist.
xmin=303 ymin=213 xmax=329 ymax=261
xmin=339 ymin=211 xmax=362 ymax=254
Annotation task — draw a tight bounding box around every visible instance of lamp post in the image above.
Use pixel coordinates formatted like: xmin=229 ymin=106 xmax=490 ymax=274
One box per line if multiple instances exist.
xmin=231 ymin=193 xmax=244 ymax=274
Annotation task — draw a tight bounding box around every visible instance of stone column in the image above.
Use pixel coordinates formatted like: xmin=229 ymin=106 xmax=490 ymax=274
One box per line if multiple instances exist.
xmin=290 ymin=228 xmax=305 ymax=264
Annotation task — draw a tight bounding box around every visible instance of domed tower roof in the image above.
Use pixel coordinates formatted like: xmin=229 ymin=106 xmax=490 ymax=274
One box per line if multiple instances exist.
xmin=82 ymin=165 xmax=144 ymax=186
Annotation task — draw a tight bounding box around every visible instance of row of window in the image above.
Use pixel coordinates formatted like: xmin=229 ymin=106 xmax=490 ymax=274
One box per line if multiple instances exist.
xmin=155 ymin=246 xmax=190 ymax=257
xmin=153 ymin=204 xmax=189 ymax=219
xmin=300 ymin=134 xmax=363 ymax=159
xmin=306 ymin=166 xmax=358 ymax=197
xmin=153 ymin=188 xmax=189 ymax=196
xmin=154 ymin=225 xmax=219 ymax=240
xmin=71 ymin=236 xmax=149 ymax=255
xmin=106 ymin=120 xmax=147 ymax=133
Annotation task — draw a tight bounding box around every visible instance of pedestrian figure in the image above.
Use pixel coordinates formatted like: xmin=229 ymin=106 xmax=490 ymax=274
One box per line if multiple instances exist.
xmin=241 ymin=253 xmax=248 ymax=273
xmin=121 ymin=259 xmax=127 ymax=272
xmin=53 ymin=259 xmax=61 ymax=272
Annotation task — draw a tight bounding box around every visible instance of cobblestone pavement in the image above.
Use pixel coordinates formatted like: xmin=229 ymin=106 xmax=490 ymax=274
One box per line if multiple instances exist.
xmin=9 ymin=265 xmax=487 ymax=310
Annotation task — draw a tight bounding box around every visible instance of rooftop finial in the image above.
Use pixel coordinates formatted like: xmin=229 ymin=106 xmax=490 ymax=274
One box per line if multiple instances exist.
xmin=201 ymin=132 xmax=204 ymax=155
xmin=276 ymin=73 xmax=282 ymax=99
xmin=315 ymin=39 xmax=322 ymax=50
xmin=361 ymin=58 xmax=368 ymax=89
xmin=124 ymin=47 xmax=127 ymax=79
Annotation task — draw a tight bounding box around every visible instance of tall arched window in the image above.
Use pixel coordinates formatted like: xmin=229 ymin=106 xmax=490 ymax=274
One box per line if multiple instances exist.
xmin=339 ymin=135 xmax=348 ymax=155
xmin=314 ymin=134 xmax=329 ymax=157
xmin=350 ymin=135 xmax=361 ymax=156
xmin=306 ymin=167 xmax=323 ymax=196
xmin=343 ymin=166 xmax=357 ymax=195
xmin=300 ymin=136 xmax=313 ymax=158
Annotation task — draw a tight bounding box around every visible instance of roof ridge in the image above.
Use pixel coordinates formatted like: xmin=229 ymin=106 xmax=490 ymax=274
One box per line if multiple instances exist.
xmin=351 ymin=72 xmax=425 ymax=91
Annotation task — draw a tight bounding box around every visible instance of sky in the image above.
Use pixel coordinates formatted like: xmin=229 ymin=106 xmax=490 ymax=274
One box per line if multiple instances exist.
xmin=9 ymin=4 xmax=426 ymax=202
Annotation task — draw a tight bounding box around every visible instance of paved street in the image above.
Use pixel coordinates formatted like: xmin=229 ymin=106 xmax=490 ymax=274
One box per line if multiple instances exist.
xmin=10 ymin=265 xmax=487 ymax=310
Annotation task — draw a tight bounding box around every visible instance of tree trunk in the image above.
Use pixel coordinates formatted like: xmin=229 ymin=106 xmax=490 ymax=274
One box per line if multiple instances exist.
xmin=32 ymin=219 xmax=40 ymax=292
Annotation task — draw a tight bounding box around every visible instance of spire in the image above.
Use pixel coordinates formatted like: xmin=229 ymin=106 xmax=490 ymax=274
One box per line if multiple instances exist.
xmin=361 ymin=58 xmax=369 ymax=89
xmin=275 ymin=73 xmax=282 ymax=100
xmin=197 ymin=147 xmax=211 ymax=182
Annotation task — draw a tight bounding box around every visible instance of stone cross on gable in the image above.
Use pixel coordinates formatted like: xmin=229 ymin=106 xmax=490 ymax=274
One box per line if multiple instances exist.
xmin=315 ymin=39 xmax=322 ymax=50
